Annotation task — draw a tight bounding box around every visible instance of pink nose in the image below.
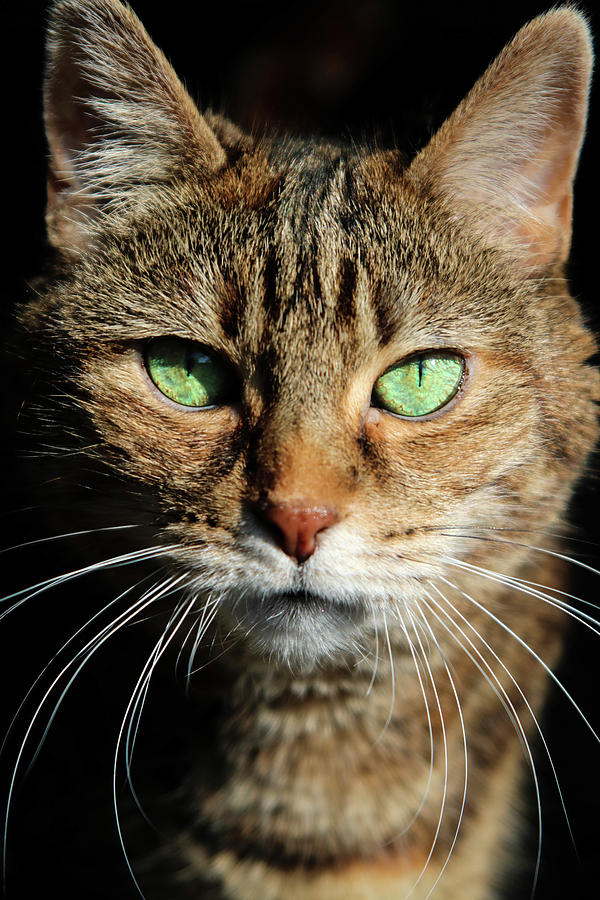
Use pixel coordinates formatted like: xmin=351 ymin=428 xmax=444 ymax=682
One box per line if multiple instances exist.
xmin=262 ymin=503 xmax=339 ymax=562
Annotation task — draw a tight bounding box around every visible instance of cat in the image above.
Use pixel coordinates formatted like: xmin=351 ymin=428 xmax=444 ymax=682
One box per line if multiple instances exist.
xmin=2 ymin=0 xmax=598 ymax=897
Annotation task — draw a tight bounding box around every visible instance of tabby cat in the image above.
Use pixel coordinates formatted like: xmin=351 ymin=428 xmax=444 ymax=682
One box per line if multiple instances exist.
xmin=3 ymin=1 xmax=598 ymax=897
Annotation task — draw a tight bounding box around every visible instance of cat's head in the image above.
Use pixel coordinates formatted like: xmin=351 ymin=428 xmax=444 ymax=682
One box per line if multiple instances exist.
xmin=26 ymin=0 xmax=598 ymax=669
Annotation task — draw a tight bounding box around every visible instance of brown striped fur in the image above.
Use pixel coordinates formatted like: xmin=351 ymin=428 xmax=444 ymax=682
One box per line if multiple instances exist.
xmin=15 ymin=1 xmax=598 ymax=897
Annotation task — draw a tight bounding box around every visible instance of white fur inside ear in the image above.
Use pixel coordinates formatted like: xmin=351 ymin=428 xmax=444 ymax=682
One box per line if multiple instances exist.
xmin=44 ymin=0 xmax=225 ymax=252
xmin=409 ymin=9 xmax=592 ymax=268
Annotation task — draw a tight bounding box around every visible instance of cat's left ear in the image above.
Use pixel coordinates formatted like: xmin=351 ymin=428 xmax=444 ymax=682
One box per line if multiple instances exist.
xmin=409 ymin=9 xmax=592 ymax=269
xmin=44 ymin=0 xmax=227 ymax=252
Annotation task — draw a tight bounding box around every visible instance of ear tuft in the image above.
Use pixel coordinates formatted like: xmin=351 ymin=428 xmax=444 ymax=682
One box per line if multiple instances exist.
xmin=409 ymin=9 xmax=593 ymax=269
xmin=45 ymin=0 xmax=225 ymax=251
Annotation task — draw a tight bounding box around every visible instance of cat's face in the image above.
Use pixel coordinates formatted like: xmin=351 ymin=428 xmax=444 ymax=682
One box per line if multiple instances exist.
xmin=27 ymin=0 xmax=597 ymax=670
xmin=39 ymin=154 xmax=592 ymax=668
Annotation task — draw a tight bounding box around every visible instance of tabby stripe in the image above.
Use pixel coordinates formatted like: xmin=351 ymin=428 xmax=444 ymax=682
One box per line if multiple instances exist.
xmin=336 ymin=256 xmax=357 ymax=324
xmin=310 ymin=253 xmax=323 ymax=309
xmin=262 ymin=246 xmax=281 ymax=323
xmin=373 ymin=281 xmax=397 ymax=347
xmin=219 ymin=281 xmax=244 ymax=340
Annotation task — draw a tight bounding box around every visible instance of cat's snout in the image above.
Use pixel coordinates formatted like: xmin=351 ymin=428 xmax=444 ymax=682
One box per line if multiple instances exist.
xmin=260 ymin=502 xmax=339 ymax=563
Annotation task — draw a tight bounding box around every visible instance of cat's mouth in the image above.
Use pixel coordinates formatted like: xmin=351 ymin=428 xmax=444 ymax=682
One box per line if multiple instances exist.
xmin=273 ymin=589 xmax=331 ymax=609
xmin=228 ymin=587 xmax=353 ymax=619
xmin=220 ymin=587 xmax=369 ymax=666
xmin=245 ymin=586 xmax=363 ymax=613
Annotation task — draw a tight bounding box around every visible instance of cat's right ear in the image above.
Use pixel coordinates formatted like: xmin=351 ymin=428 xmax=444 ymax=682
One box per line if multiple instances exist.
xmin=44 ymin=0 xmax=226 ymax=253
xmin=408 ymin=9 xmax=592 ymax=270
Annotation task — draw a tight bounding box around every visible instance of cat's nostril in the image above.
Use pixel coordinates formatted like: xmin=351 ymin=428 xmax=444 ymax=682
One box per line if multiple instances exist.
xmin=261 ymin=503 xmax=339 ymax=563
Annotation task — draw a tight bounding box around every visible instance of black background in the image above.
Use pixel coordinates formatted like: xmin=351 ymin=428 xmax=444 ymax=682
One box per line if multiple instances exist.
xmin=1 ymin=1 xmax=600 ymax=898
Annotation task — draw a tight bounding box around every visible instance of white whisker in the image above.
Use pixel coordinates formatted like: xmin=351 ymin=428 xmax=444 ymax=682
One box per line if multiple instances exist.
xmin=437 ymin=532 xmax=600 ymax=580
xmin=372 ymin=609 xmax=396 ymax=745
xmin=407 ymin=602 xmax=468 ymax=900
xmin=0 ymin=570 xmax=159 ymax=761
xmin=438 ymin=558 xmax=600 ymax=745
xmin=2 ymin=569 xmax=186 ymax=886
xmin=399 ymin=606 xmax=449 ymax=899
xmin=0 ymin=523 xmax=141 ymax=556
xmin=0 ymin=543 xmax=183 ymax=620
xmin=186 ymin=596 xmax=222 ymax=688
xmin=114 ymin=589 xmax=195 ymax=899
xmin=365 ymin=598 xmax=380 ymax=697
xmin=386 ymin=611 xmax=434 ymax=838
xmin=421 ymin=583 xmax=545 ymax=892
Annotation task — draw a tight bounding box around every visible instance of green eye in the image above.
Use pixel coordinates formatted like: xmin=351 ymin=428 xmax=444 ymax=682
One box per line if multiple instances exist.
xmin=145 ymin=338 xmax=236 ymax=408
xmin=372 ymin=351 xmax=464 ymax=418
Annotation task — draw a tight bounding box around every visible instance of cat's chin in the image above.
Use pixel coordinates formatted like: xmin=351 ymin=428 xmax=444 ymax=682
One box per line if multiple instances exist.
xmin=219 ymin=589 xmax=372 ymax=670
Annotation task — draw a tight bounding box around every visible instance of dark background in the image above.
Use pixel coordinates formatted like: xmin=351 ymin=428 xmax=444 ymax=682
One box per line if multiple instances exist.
xmin=1 ymin=1 xmax=599 ymax=898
